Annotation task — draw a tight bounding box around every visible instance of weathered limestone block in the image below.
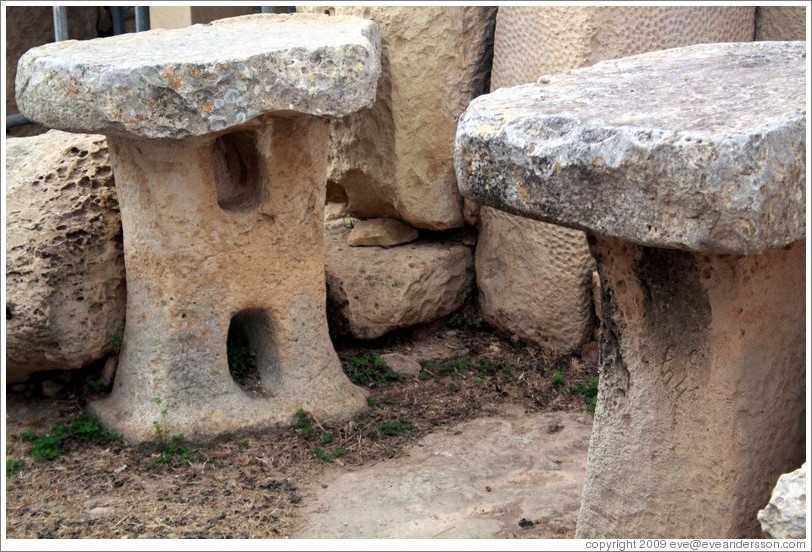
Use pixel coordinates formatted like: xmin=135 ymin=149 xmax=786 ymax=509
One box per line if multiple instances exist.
xmin=5 ymin=130 xmax=125 ymax=383
xmin=347 ymin=218 xmax=418 ymax=247
xmin=326 ymin=221 xmax=473 ymax=339
xmin=458 ymin=42 xmax=805 ymax=255
xmin=476 ymin=208 xmax=594 ymax=353
xmin=455 ymin=42 xmax=806 ymax=538
xmin=758 ymin=463 xmax=808 ymax=539
xmin=17 ymin=15 xmax=380 ymax=139
xmin=475 ymin=6 xmax=756 ymax=352
xmin=299 ymin=6 xmax=496 ymax=230
xmin=756 ymin=7 xmax=806 ymax=41
xmin=17 ymin=14 xmax=381 ymax=442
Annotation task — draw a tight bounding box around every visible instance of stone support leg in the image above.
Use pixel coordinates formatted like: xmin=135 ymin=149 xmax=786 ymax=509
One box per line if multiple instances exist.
xmin=90 ymin=117 xmax=367 ymax=442
xmin=576 ymin=237 xmax=805 ymax=538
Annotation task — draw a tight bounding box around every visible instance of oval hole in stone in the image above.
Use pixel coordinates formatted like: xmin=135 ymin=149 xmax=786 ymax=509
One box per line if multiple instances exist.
xmin=227 ymin=309 xmax=278 ymax=397
xmin=212 ymin=130 xmax=265 ymax=212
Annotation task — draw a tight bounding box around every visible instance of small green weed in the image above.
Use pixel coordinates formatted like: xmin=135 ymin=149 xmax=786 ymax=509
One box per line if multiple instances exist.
xmin=473 ymin=376 xmax=483 ymax=388
xmin=6 ymin=458 xmax=25 ymax=478
xmin=313 ymin=446 xmax=347 ymax=462
xmin=151 ymin=397 xmax=169 ymax=442
xmin=500 ymin=363 xmax=514 ymax=375
xmin=377 ymin=419 xmax=415 ymax=438
xmin=295 ymin=409 xmax=346 ymax=462
xmin=366 ymin=396 xmax=380 ymax=408
xmin=551 ymin=370 xmax=566 ymax=387
xmin=149 ymin=433 xmax=195 ymax=468
xmin=109 ymin=333 xmax=123 ymax=352
xmin=19 ymin=415 xmax=120 ymax=462
xmin=571 ymin=376 xmax=600 ymax=412
xmin=87 ymin=377 xmax=106 ymax=393
xmin=445 ymin=312 xmax=464 ymax=328
xmin=344 ymin=353 xmax=402 ymax=386
xmin=295 ymin=408 xmax=317 ymax=439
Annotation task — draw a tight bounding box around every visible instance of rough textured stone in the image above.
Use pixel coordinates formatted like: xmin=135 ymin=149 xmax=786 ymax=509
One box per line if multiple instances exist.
xmin=5 ymin=130 xmax=126 ymax=384
xmin=756 ymin=7 xmax=806 ymax=41
xmin=16 ymin=14 xmax=381 ymax=139
xmin=347 ymin=218 xmax=418 ymax=247
xmin=758 ymin=463 xmax=808 ymax=539
xmin=326 ymin=220 xmax=473 ymax=339
xmin=491 ymin=7 xmax=755 ymax=85
xmin=476 ymin=208 xmax=594 ymax=353
xmin=577 ymin=238 xmax=806 ymax=537
xmin=379 ymin=353 xmax=421 ymax=377
xmin=456 ymin=41 xmax=806 ymax=255
xmin=299 ymin=6 xmax=496 ymax=230
xmin=15 ymin=15 xmax=381 ymax=442
xmin=474 ymin=6 xmax=755 ymax=352
xmin=6 ymin=6 xmax=100 ymax=115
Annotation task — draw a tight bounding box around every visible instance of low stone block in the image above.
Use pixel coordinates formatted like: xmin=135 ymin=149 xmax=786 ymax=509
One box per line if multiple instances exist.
xmin=6 ymin=130 xmax=125 ymax=383
xmin=326 ymin=220 xmax=473 ymax=339
xmin=476 ymin=207 xmax=594 ymax=354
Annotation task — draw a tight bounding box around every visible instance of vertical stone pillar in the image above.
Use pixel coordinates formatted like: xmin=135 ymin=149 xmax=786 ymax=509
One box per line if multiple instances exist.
xmin=581 ymin=237 xmax=805 ymax=537
xmin=16 ymin=14 xmax=382 ymax=442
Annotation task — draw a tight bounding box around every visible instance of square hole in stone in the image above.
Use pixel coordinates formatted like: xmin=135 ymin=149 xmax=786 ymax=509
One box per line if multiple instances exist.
xmin=212 ymin=130 xmax=266 ymax=212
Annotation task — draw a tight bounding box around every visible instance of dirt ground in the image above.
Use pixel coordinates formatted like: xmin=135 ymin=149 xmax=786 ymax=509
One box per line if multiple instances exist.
xmin=4 ymin=309 xmax=598 ymax=539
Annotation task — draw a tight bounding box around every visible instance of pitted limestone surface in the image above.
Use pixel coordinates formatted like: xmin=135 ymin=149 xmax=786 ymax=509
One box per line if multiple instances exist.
xmin=16 ymin=14 xmax=381 ymax=139
xmin=456 ymin=41 xmax=805 ymax=254
xmin=491 ymin=6 xmax=755 ymax=85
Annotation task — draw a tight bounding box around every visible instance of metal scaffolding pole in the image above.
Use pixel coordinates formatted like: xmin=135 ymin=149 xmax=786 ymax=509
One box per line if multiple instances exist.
xmin=134 ymin=6 xmax=150 ymax=32
xmin=111 ymin=6 xmax=125 ymax=35
xmin=52 ymin=6 xmax=69 ymax=41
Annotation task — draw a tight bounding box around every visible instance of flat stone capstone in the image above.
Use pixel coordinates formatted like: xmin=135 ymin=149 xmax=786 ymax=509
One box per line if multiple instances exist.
xmin=455 ymin=41 xmax=806 ymax=254
xmin=16 ymin=13 xmax=381 ymax=139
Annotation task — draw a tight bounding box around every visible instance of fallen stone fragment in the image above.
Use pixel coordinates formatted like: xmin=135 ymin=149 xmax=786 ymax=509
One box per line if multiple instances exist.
xmin=347 ymin=218 xmax=419 ymax=247
xmin=758 ymin=463 xmax=807 ymax=539
xmin=379 ymin=353 xmax=422 ymax=376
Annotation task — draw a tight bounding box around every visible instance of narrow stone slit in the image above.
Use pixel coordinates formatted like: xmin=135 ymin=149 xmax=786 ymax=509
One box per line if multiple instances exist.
xmin=212 ymin=130 xmax=265 ymax=212
xmin=227 ymin=309 xmax=277 ymax=397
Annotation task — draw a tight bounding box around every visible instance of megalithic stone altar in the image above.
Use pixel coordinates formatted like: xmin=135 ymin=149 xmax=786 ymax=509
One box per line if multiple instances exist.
xmin=16 ymin=14 xmax=382 ymax=442
xmin=455 ymin=41 xmax=806 ymax=537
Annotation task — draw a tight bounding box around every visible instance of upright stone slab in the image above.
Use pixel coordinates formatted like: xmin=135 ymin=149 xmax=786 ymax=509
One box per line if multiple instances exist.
xmin=475 ymin=6 xmax=756 ymax=354
xmin=17 ymin=14 xmax=381 ymax=442
xmin=299 ymin=6 xmax=496 ymax=230
xmin=455 ymin=42 xmax=805 ymax=537
xmin=755 ymin=7 xmax=806 ymax=41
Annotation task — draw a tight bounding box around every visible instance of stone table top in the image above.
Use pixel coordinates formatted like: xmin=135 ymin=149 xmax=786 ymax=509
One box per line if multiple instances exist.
xmin=16 ymin=14 xmax=381 ymax=140
xmin=455 ymin=41 xmax=806 ymax=254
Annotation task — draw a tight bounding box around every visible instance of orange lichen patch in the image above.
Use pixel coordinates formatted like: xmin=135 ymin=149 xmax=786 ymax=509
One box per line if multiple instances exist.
xmin=201 ymin=102 xmax=213 ymax=113
xmin=159 ymin=68 xmax=183 ymax=89
xmin=66 ymin=86 xmax=80 ymax=97
xmin=190 ymin=68 xmax=204 ymax=78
